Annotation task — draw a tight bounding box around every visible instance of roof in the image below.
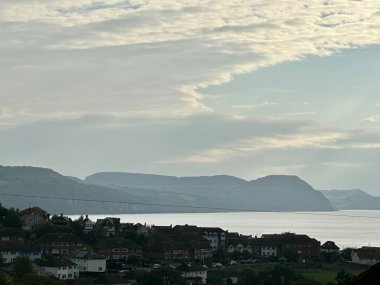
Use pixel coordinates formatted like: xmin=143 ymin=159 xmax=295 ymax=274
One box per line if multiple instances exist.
xmin=77 ymin=215 xmax=95 ymax=225
xmin=37 ymin=233 xmax=83 ymax=244
xmin=259 ymin=233 xmax=320 ymax=245
xmin=71 ymin=250 xmax=104 ymax=260
xmin=354 ymin=248 xmax=380 ymax=260
xmin=96 ymin=239 xmax=141 ymax=250
xmin=160 ymin=241 xmax=190 ymax=251
xmin=321 ymin=241 xmax=340 ymax=250
xmin=200 ymin=227 xmax=226 ymax=234
xmin=0 ymin=227 xmax=25 ymax=238
xmin=19 ymin=207 xmax=48 ymax=218
xmin=0 ymin=241 xmax=40 ymax=253
xmin=51 ymin=214 xmax=71 ymax=225
xmin=39 ymin=258 xmax=77 ymax=268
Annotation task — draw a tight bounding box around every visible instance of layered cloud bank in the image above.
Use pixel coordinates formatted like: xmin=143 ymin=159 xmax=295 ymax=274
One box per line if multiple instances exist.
xmin=0 ymin=0 xmax=379 ymax=192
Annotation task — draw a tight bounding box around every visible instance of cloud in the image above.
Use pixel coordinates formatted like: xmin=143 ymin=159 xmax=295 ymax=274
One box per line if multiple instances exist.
xmin=366 ymin=114 xmax=380 ymax=122
xmin=163 ymin=131 xmax=349 ymax=164
xmin=1 ymin=1 xmax=380 ymax=193
xmin=1 ymin=0 xmax=380 ymax=124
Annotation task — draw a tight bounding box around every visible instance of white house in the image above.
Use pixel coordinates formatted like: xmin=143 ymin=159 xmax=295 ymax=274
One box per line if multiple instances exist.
xmin=71 ymin=250 xmax=106 ymax=273
xmin=40 ymin=258 xmax=79 ymax=280
xmin=200 ymin=227 xmax=227 ymax=251
xmin=0 ymin=241 xmax=41 ymax=264
xmin=178 ymin=264 xmax=208 ymax=284
xmin=77 ymin=215 xmax=95 ymax=235
xmin=352 ymin=247 xmax=380 ymax=265
xmin=19 ymin=207 xmax=49 ymax=231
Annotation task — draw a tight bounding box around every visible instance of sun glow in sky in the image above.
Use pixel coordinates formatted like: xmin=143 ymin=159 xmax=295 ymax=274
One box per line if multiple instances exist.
xmin=1 ymin=0 xmax=380 ymax=193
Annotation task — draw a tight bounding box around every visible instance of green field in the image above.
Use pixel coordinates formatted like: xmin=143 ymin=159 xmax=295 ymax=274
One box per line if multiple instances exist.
xmin=291 ymin=262 xmax=367 ymax=284
xmin=299 ymin=267 xmax=365 ymax=283
xmin=235 ymin=262 xmax=368 ymax=284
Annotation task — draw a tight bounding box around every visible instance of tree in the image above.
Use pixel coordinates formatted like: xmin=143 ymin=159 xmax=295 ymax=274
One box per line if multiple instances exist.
xmin=340 ymin=248 xmax=354 ymax=261
xmin=0 ymin=271 xmax=10 ymax=285
xmin=238 ymin=268 xmax=263 ymax=285
xmin=0 ymin=204 xmax=22 ymax=228
xmin=335 ymin=269 xmax=354 ymax=285
xmin=137 ymin=267 xmax=186 ymax=285
xmin=14 ymin=257 xmax=32 ymax=279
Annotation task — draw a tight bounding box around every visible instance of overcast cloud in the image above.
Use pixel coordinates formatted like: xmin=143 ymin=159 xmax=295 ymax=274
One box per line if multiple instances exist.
xmin=0 ymin=0 xmax=380 ymax=193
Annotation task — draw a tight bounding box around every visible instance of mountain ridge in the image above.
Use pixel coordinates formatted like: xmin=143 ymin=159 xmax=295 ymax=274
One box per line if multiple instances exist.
xmin=0 ymin=165 xmax=340 ymax=214
xmin=321 ymin=189 xmax=380 ymax=210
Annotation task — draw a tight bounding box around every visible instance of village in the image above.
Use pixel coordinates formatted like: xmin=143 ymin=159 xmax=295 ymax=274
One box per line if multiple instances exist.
xmin=0 ymin=204 xmax=378 ymax=285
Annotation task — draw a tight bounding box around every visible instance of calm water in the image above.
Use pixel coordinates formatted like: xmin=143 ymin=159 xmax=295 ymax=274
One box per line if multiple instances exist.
xmin=73 ymin=210 xmax=380 ymax=249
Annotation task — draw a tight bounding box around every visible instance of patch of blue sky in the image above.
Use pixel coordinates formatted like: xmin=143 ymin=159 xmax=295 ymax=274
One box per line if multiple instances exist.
xmin=201 ymin=45 xmax=380 ymax=128
xmin=56 ymin=1 xmax=144 ymax=15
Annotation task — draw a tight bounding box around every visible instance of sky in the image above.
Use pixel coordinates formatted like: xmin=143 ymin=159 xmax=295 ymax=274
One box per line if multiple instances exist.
xmin=0 ymin=0 xmax=380 ymax=194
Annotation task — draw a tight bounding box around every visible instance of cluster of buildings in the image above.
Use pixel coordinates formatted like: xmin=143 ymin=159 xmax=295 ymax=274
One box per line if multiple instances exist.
xmin=0 ymin=206 xmax=379 ymax=284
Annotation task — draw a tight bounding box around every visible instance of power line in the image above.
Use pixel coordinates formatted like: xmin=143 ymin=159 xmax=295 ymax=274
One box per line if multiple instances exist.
xmin=0 ymin=192 xmax=380 ymax=219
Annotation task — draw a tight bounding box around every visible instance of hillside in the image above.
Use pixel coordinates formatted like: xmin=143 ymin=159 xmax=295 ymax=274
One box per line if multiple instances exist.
xmin=86 ymin=172 xmax=333 ymax=211
xmin=321 ymin=189 xmax=380 ymax=210
xmin=0 ymin=166 xmax=215 ymax=214
xmin=0 ymin=166 xmax=333 ymax=214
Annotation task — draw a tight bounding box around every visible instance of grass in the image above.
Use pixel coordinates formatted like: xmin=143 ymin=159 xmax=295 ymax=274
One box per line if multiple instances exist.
xmin=234 ymin=262 xmax=368 ymax=284
xmin=296 ymin=264 xmax=367 ymax=283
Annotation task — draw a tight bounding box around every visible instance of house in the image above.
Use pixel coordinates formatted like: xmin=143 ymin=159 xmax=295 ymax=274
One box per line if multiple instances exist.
xmin=0 ymin=241 xmax=41 ymax=264
xmin=151 ymin=225 xmax=179 ymax=241
xmin=251 ymin=238 xmax=278 ymax=257
xmin=253 ymin=233 xmax=320 ymax=258
xmin=177 ymin=264 xmax=208 ymax=284
xmin=135 ymin=223 xmax=149 ymax=237
xmin=0 ymin=227 xmax=25 ymax=242
xmin=19 ymin=207 xmax=49 ymax=230
xmin=145 ymin=241 xmax=190 ymax=260
xmin=227 ymin=233 xmax=253 ymax=254
xmin=39 ymin=258 xmax=79 ymax=280
xmin=77 ymin=215 xmax=95 ymax=235
xmin=352 ymin=247 xmax=380 ymax=265
xmin=37 ymin=233 xmax=84 ymax=255
xmin=95 ymin=239 xmax=142 ymax=260
xmin=95 ymin=217 xmax=121 ymax=237
xmin=161 ymin=242 xmax=191 ymax=260
xmin=321 ymin=241 xmax=340 ymax=253
xmin=200 ymin=227 xmax=227 ymax=252
xmin=51 ymin=214 xmax=72 ymax=226
xmin=145 ymin=240 xmax=212 ymax=261
xmin=71 ymin=250 xmax=106 ymax=273
xmin=190 ymin=241 xmax=213 ymax=261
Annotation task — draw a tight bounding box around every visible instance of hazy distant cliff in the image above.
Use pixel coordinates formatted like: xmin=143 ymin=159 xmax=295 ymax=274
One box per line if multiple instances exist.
xmin=0 ymin=165 xmax=333 ymax=214
xmin=86 ymin=172 xmax=333 ymax=211
xmin=321 ymin=189 xmax=380 ymax=210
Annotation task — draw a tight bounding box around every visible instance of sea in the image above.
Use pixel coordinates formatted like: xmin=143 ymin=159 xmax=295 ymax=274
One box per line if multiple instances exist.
xmin=71 ymin=210 xmax=380 ymax=249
